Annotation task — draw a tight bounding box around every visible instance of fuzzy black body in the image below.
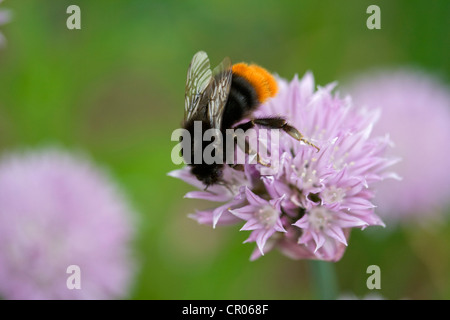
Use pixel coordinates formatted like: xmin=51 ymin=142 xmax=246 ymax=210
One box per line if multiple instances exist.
xmin=183 ymin=118 xmax=223 ymax=187
xmin=220 ymin=75 xmax=259 ymax=131
xmin=185 ymin=74 xmax=259 ymax=187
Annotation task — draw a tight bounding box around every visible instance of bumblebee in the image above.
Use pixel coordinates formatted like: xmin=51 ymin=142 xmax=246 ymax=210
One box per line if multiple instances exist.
xmin=182 ymin=51 xmax=319 ymax=187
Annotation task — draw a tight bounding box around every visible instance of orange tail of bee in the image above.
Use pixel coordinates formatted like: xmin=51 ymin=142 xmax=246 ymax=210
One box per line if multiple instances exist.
xmin=232 ymin=63 xmax=278 ymax=103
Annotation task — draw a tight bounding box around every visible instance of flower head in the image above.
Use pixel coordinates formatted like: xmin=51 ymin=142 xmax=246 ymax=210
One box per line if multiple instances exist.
xmin=346 ymin=69 xmax=450 ymax=223
xmin=0 ymin=149 xmax=136 ymax=299
xmin=170 ymin=72 xmax=397 ymax=261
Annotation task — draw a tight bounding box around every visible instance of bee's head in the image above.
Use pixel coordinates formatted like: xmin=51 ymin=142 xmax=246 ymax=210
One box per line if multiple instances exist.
xmin=190 ymin=165 xmax=223 ymax=189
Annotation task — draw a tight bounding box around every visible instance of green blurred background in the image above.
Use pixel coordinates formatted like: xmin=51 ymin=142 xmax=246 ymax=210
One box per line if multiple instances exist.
xmin=0 ymin=0 xmax=449 ymax=299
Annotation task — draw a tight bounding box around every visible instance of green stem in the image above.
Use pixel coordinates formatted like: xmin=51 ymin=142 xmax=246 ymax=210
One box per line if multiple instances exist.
xmin=309 ymin=260 xmax=339 ymax=300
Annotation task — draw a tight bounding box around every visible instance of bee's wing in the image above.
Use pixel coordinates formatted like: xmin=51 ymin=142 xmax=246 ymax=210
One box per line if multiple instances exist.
xmin=208 ymin=56 xmax=232 ymax=129
xmin=184 ymin=51 xmax=213 ymax=122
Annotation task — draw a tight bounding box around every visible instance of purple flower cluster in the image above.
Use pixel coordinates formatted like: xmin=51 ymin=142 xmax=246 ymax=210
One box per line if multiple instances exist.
xmin=170 ymin=72 xmax=398 ymax=261
xmin=0 ymin=149 xmax=136 ymax=299
xmin=346 ymin=69 xmax=450 ymax=223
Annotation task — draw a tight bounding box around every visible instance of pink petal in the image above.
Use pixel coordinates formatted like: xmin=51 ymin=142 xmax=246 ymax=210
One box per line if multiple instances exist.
xmin=325 ymin=225 xmax=348 ymax=246
xmin=184 ymin=191 xmax=230 ymax=202
xmin=244 ymin=187 xmax=268 ymax=207
xmin=240 ymin=218 xmax=262 ymax=231
xmin=311 ymin=231 xmax=326 ymax=253
xmin=256 ymin=228 xmax=276 ymax=255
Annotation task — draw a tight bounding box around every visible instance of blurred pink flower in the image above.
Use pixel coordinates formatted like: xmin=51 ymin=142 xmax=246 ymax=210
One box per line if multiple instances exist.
xmin=0 ymin=0 xmax=11 ymax=48
xmin=0 ymin=149 xmax=136 ymax=299
xmin=346 ymin=69 xmax=450 ymax=223
xmin=170 ymin=72 xmax=397 ymax=261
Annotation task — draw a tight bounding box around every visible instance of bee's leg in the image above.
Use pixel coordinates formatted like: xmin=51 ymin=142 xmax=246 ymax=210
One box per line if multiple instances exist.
xmin=217 ymin=180 xmax=235 ymax=193
xmin=231 ymin=129 xmax=270 ymax=167
xmin=251 ymin=117 xmax=320 ymax=152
